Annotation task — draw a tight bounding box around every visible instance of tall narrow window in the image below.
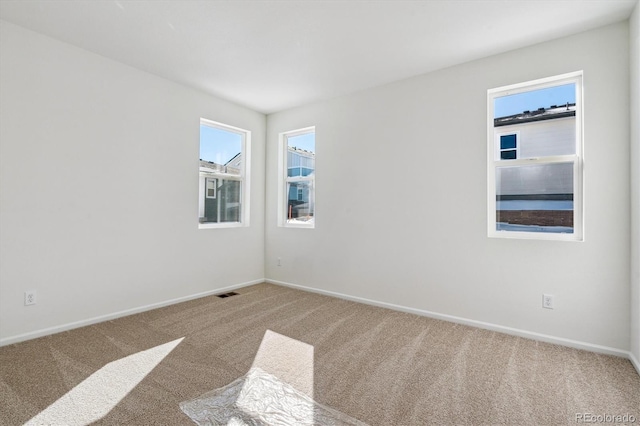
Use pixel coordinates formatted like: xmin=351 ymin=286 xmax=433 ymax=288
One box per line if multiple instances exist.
xmin=279 ymin=127 xmax=315 ymax=228
xmin=199 ymin=119 xmax=250 ymax=228
xmin=487 ymin=72 xmax=583 ymax=240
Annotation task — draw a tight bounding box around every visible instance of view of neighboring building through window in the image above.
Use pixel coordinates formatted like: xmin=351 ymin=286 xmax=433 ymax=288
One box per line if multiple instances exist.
xmin=199 ymin=119 xmax=250 ymax=228
xmin=488 ymin=72 xmax=583 ymax=240
xmin=279 ymin=127 xmax=315 ymax=227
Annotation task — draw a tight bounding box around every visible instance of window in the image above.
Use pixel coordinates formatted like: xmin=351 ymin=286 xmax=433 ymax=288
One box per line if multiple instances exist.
xmin=487 ymin=72 xmax=583 ymax=240
xmin=205 ymin=177 xmax=218 ymax=199
xmin=278 ymin=127 xmax=315 ymax=227
xmin=199 ymin=119 xmax=250 ymax=228
xmin=499 ymin=133 xmax=518 ymax=160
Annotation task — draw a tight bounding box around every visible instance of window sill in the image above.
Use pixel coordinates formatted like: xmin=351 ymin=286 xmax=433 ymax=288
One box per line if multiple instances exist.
xmin=280 ymin=220 xmax=315 ymax=229
xmin=488 ymin=229 xmax=582 ymax=242
xmin=199 ymin=222 xmax=245 ymax=230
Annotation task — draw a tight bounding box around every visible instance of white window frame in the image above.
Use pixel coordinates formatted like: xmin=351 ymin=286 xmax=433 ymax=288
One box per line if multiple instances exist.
xmin=199 ymin=118 xmax=251 ymax=229
xmin=487 ymin=71 xmax=583 ymax=241
xmin=278 ymin=126 xmax=315 ymax=228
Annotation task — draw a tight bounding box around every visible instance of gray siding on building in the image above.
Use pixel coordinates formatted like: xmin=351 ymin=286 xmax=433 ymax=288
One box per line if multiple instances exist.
xmin=507 ymin=116 xmax=576 ymax=159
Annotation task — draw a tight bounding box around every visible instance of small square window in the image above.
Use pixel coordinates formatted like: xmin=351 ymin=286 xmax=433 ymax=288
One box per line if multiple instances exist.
xmin=206 ymin=178 xmax=217 ymax=199
xmin=498 ymin=133 xmax=519 ymax=160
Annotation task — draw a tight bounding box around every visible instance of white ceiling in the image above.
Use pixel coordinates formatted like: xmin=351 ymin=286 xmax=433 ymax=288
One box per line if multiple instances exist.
xmin=0 ymin=0 xmax=637 ymax=114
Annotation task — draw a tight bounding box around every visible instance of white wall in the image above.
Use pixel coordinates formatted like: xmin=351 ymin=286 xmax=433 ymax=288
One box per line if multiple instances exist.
xmin=0 ymin=21 xmax=266 ymax=344
xmin=630 ymin=3 xmax=640 ymax=366
xmin=266 ymin=22 xmax=631 ymax=351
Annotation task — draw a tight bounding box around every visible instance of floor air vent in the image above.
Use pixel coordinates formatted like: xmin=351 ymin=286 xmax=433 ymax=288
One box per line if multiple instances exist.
xmin=216 ymin=291 xmax=239 ymax=298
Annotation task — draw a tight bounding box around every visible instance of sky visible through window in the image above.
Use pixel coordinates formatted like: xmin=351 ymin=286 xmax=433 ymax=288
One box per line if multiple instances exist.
xmin=494 ymin=83 xmax=575 ymax=118
xmin=287 ymin=132 xmax=315 ymax=153
xmin=200 ymin=124 xmax=242 ymax=164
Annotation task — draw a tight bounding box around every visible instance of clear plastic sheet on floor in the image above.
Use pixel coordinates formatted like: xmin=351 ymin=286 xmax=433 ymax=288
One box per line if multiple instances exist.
xmin=180 ymin=367 xmax=368 ymax=426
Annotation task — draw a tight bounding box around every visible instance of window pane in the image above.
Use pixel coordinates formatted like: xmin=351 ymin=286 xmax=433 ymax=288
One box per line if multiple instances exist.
xmin=288 ymin=167 xmax=301 ymax=177
xmin=286 ymin=181 xmax=314 ymax=224
xmin=494 ymin=83 xmax=575 ymax=121
xmin=287 ymin=133 xmax=315 ymax=176
xmin=500 ymin=150 xmax=517 ymax=160
xmin=287 ymin=133 xmax=315 ymax=153
xmin=494 ymin=83 xmax=576 ymax=159
xmin=496 ymin=162 xmax=573 ymax=233
xmin=500 ymin=134 xmax=517 ymax=150
xmin=200 ymin=125 xmax=243 ymax=176
xmin=201 ymin=179 xmax=241 ymax=224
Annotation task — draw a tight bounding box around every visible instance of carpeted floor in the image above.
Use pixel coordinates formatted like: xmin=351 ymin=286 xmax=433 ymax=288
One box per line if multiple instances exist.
xmin=0 ymin=283 xmax=638 ymax=425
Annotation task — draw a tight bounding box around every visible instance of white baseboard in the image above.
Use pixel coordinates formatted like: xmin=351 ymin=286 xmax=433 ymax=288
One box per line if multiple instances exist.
xmin=0 ymin=278 xmax=264 ymax=347
xmin=630 ymin=351 xmax=640 ymax=376
xmin=266 ymin=279 xmax=633 ymax=361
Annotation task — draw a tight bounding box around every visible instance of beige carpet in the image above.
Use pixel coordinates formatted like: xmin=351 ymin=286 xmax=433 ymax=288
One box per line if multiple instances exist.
xmin=0 ymin=283 xmax=638 ymax=425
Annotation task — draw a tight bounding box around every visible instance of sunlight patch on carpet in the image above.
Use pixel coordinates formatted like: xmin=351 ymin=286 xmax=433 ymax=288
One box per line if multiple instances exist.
xmin=24 ymin=337 xmax=184 ymax=426
xmin=250 ymin=329 xmax=315 ymax=397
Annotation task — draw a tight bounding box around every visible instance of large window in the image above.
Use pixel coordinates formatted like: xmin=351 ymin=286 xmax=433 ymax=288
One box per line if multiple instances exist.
xmin=278 ymin=127 xmax=315 ymax=228
xmin=487 ymin=72 xmax=583 ymax=240
xmin=199 ymin=119 xmax=250 ymax=228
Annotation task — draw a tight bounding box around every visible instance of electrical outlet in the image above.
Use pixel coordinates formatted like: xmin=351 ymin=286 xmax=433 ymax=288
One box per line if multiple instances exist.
xmin=25 ymin=290 xmax=37 ymax=306
xmin=277 ymin=257 xmax=282 ymax=267
xmin=542 ymin=294 xmax=554 ymax=309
